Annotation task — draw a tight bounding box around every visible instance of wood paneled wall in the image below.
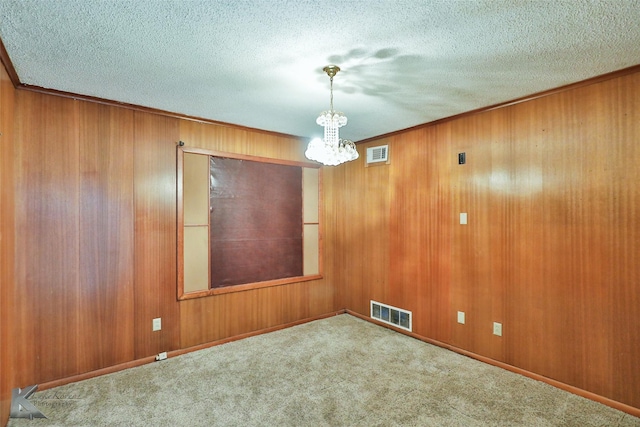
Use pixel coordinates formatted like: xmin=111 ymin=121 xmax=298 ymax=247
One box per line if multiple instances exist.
xmin=8 ymin=90 xmax=338 ymax=391
xmin=330 ymin=69 xmax=640 ymax=410
xmin=0 ymin=62 xmax=16 ymax=427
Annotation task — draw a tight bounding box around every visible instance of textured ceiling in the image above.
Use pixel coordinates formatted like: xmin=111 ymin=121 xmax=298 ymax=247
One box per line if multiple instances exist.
xmin=1 ymin=0 xmax=639 ymax=142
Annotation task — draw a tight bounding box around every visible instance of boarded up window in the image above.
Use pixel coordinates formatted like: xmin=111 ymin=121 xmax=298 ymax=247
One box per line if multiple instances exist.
xmin=177 ymin=145 xmax=321 ymax=300
xmin=209 ymin=157 xmax=303 ymax=288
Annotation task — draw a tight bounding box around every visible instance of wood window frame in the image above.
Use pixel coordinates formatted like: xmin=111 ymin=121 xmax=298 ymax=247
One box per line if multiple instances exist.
xmin=177 ymin=145 xmax=323 ymax=300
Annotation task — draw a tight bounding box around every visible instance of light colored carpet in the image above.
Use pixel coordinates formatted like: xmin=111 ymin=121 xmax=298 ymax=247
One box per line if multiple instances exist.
xmin=8 ymin=314 xmax=640 ymax=427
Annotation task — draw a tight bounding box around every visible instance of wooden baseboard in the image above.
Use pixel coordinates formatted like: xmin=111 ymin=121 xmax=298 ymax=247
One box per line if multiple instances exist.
xmin=345 ymin=309 xmax=640 ymax=419
xmin=39 ymin=310 xmax=346 ymax=391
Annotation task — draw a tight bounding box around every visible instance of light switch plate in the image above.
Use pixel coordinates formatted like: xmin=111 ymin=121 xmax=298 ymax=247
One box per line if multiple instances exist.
xmin=152 ymin=317 xmax=162 ymax=332
xmin=457 ymin=311 xmax=465 ymax=324
xmin=460 ymin=213 xmax=468 ymax=225
xmin=493 ymin=322 xmax=502 ymax=336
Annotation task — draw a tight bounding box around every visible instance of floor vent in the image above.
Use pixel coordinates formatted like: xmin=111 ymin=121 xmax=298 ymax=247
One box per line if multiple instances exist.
xmin=370 ymin=300 xmax=412 ymax=332
xmin=366 ymin=145 xmax=389 ymax=165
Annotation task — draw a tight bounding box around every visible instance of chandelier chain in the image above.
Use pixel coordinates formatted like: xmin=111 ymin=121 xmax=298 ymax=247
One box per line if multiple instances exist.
xmin=330 ymin=75 xmax=334 ymax=112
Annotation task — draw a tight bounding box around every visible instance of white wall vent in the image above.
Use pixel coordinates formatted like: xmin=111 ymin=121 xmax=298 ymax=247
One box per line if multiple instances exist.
xmin=366 ymin=145 xmax=389 ymax=165
xmin=370 ymin=300 xmax=412 ymax=332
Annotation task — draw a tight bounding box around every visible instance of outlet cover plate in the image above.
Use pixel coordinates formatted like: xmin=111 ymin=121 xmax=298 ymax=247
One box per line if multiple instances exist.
xmin=152 ymin=318 xmax=162 ymax=332
xmin=457 ymin=311 xmax=465 ymax=324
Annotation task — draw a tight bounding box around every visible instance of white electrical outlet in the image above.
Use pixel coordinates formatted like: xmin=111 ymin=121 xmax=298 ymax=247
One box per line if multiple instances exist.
xmin=152 ymin=317 xmax=162 ymax=331
xmin=155 ymin=352 xmax=167 ymax=361
xmin=493 ymin=322 xmax=502 ymax=336
xmin=460 ymin=212 xmax=468 ymax=225
xmin=457 ymin=311 xmax=465 ymax=324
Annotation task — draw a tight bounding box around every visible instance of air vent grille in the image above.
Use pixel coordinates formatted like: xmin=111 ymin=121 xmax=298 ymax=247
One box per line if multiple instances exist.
xmin=370 ymin=300 xmax=412 ymax=331
xmin=366 ymin=145 xmax=389 ymax=164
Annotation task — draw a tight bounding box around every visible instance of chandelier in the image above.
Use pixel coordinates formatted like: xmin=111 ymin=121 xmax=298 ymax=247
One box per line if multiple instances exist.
xmin=305 ymin=65 xmax=359 ymax=166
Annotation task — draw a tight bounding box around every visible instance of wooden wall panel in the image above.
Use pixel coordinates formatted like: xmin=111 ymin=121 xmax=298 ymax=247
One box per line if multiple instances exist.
xmin=14 ymin=92 xmax=81 ymax=386
xmin=450 ymin=110 xmax=508 ymax=360
xmin=325 ymin=143 xmax=390 ymax=316
xmin=0 ymin=62 xmax=15 ymax=427
xmin=605 ymin=77 xmax=640 ymax=406
xmin=337 ymin=70 xmax=640 ymax=410
xmin=388 ymin=126 xmax=452 ymax=343
xmin=322 ymin=164 xmax=347 ymax=310
xmin=77 ymin=102 xmax=135 ymax=371
xmin=504 ymin=75 xmax=640 ymax=404
xmin=133 ymin=112 xmax=181 ymax=358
